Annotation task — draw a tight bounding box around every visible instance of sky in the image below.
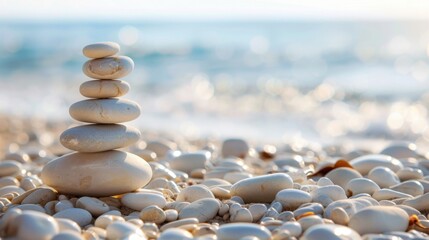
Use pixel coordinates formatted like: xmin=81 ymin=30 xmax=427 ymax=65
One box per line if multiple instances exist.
xmin=0 ymin=0 xmax=429 ymax=21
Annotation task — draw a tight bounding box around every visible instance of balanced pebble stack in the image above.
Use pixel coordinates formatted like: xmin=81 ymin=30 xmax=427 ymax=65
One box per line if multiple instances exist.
xmin=41 ymin=42 xmax=152 ymax=197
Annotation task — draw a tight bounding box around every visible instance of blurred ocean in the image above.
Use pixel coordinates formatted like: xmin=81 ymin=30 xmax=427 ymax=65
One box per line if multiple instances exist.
xmin=1 ymin=20 xmax=429 ymax=144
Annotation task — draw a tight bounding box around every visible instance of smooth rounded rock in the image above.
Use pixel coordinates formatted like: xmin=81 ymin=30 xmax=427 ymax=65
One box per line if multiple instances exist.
xmin=403 ymin=192 xmax=429 ymax=211
xmin=230 ymin=173 xmax=293 ymax=203
xmin=69 ymin=98 xmax=140 ymax=124
xmin=325 ymin=167 xmax=362 ymax=189
xmin=121 ymin=192 xmax=167 ymax=211
xmin=301 ymin=224 xmax=361 ymax=240
xmin=83 ymin=56 xmax=134 ymax=79
xmin=14 ymin=210 xmax=59 ymax=240
xmin=348 ymin=206 xmax=409 ymax=234
xmin=139 ymin=205 xmax=166 ymax=224
xmin=324 ymin=197 xmax=378 ymax=219
xmin=368 ymin=167 xmax=400 ymax=188
xmin=158 ymin=228 xmax=193 ymax=240
xmin=380 ymin=142 xmax=419 ymax=159
xmin=349 ymin=154 xmax=403 ymax=175
xmin=0 ymin=160 xmax=22 ymax=177
xmin=76 ymin=197 xmax=110 ymax=216
xmin=0 ymin=185 xmax=24 ymax=196
xmin=169 ymin=151 xmax=211 ymax=174
xmin=53 ymin=208 xmax=92 ymax=227
xmin=221 ymin=139 xmax=249 ymax=158
xmin=310 ymin=185 xmax=347 ymax=207
xmin=275 ymin=189 xmax=312 ymax=210
xmin=179 ymin=198 xmax=220 ymax=222
xmin=80 ymin=79 xmax=130 ymax=99
xmin=217 ymin=223 xmax=271 ymax=240
xmin=176 ymin=185 xmax=215 ymax=203
xmin=60 ymin=124 xmax=140 ymax=152
xmin=82 ymin=42 xmax=120 ymax=59
xmin=106 ymin=221 xmax=146 ymax=240
xmin=345 ymin=178 xmax=380 ymax=196
xmin=390 ymin=180 xmax=424 ymax=196
xmin=41 ymin=150 xmax=152 ymax=197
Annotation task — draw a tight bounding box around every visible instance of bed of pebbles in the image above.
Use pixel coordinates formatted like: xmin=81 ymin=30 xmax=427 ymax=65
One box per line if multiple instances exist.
xmin=1 ymin=43 xmax=429 ymax=239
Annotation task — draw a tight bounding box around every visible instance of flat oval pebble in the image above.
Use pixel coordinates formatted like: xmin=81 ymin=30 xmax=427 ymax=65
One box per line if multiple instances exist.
xmin=310 ymin=185 xmax=347 ymax=207
xmin=346 ymin=178 xmax=380 ymax=196
xmin=221 ymin=138 xmax=249 ymax=158
xmin=83 ymin=56 xmax=134 ymax=79
xmin=176 ymin=185 xmax=215 ymax=202
xmin=105 ymin=221 xmax=145 ymax=239
xmin=76 ymin=197 xmax=110 ymax=216
xmin=158 ymin=228 xmax=193 ymax=240
xmin=80 ymin=80 xmax=130 ymax=98
xmin=325 ymin=167 xmax=362 ymax=189
xmin=121 ymin=192 xmax=167 ymax=210
xmin=324 ymin=197 xmax=378 ymax=219
xmin=403 ymin=192 xmax=429 ymax=211
xmin=179 ymin=198 xmax=220 ymax=222
xmin=275 ymin=189 xmax=312 ymax=210
xmin=41 ymin=150 xmax=152 ymax=197
xmin=217 ymin=223 xmax=271 ymax=240
xmin=348 ymin=206 xmax=409 ymax=234
xmin=15 ymin=210 xmax=59 ymax=240
xmin=0 ymin=160 xmax=22 ymax=177
xmin=69 ymin=98 xmax=140 ymax=124
xmin=390 ymin=180 xmax=424 ymax=196
xmin=60 ymin=124 xmax=140 ymax=152
xmin=349 ymin=154 xmax=403 ymax=175
xmin=301 ymin=224 xmax=361 ymax=240
xmin=368 ymin=167 xmax=400 ymax=188
xmin=230 ymin=173 xmax=293 ymax=203
xmin=380 ymin=142 xmax=419 ymax=159
xmin=82 ymin=42 xmax=120 ymax=58
xmin=139 ymin=205 xmax=166 ymax=224
xmin=53 ymin=208 xmax=92 ymax=227
xmin=169 ymin=151 xmax=211 ymax=174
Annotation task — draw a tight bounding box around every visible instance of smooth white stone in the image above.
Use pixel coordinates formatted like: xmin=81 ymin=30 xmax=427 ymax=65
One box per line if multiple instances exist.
xmin=368 ymin=167 xmax=400 ymax=188
xmin=94 ymin=215 xmax=125 ymax=229
xmin=80 ymin=80 xmax=130 ymax=98
xmin=55 ymin=200 xmax=74 ymax=212
xmin=298 ymin=215 xmax=324 ymax=231
xmin=56 ymin=218 xmax=81 ymax=233
xmin=52 ymin=231 xmax=84 ymax=240
xmin=248 ymin=204 xmax=267 ymax=222
xmin=139 ymin=205 xmax=166 ymax=224
xmin=121 ymin=192 xmax=167 ymax=211
xmin=274 ymin=155 xmax=305 ymax=168
xmin=20 ymin=187 xmax=58 ymax=205
xmin=348 ymin=206 xmax=409 ymax=234
xmin=41 ymin=150 xmax=151 ymax=197
xmin=325 ymin=167 xmax=362 ymax=189
xmin=14 ymin=204 xmax=46 ymax=213
xmin=396 ymin=168 xmax=423 ymax=181
xmin=301 ymin=224 xmax=361 ymax=240
xmin=159 ymin=218 xmax=199 ymax=231
xmin=395 ymin=205 xmax=420 ymax=216
xmin=217 ymin=223 xmax=271 ymax=240
xmin=372 ymin=189 xmax=412 ymax=201
xmin=330 ymin=207 xmax=349 ymax=225
xmin=69 ymin=98 xmax=140 ymax=124
xmin=53 ymin=208 xmax=92 ymax=227
xmin=275 ymin=189 xmax=312 ymax=210
xmin=176 ymin=185 xmax=214 ymax=202
xmin=403 ymin=192 xmax=429 ymax=211
xmin=230 ymin=173 xmax=293 ymax=203
xmin=230 ymin=208 xmax=253 ymax=223
xmin=324 ymin=197 xmax=378 ymax=219
xmin=310 ymin=185 xmax=347 ymax=207
xmin=76 ymin=197 xmax=110 ymax=217
xmin=293 ymin=203 xmax=324 ymax=217
xmin=83 ymin=56 xmax=134 ymax=79
xmin=317 ymin=177 xmax=334 ymax=186
xmin=221 ymin=139 xmax=249 ymax=158
xmin=168 ymin=151 xmax=211 ymax=174
xmin=106 ymin=221 xmax=146 ymax=239
xmin=349 ymin=154 xmax=403 ymax=175
xmin=380 ymin=142 xmax=419 ymax=159
xmin=0 ymin=160 xmax=22 ymax=177
xmin=277 ymin=221 xmax=302 ymax=237
xmin=210 ymin=185 xmax=231 ymax=199
xmin=145 ymin=140 xmax=177 ymax=158
xmin=60 ymin=124 xmax=140 ymax=152
xmin=15 ymin=211 xmax=59 ymax=240
xmin=82 ymin=42 xmax=120 ymax=58
xmin=390 ymin=180 xmax=424 ymax=196
xmin=179 ymin=198 xmax=220 ymax=222
xmin=224 ymin=172 xmax=252 ymax=184
xmin=0 ymin=176 xmax=19 ymax=188
xmin=345 ymin=178 xmax=380 ymax=196
xmin=0 ymin=185 xmax=24 ymax=196
xmin=158 ymin=228 xmax=193 ymax=240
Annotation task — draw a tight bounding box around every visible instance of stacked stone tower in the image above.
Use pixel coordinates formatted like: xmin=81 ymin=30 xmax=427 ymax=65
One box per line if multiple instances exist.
xmin=41 ymin=42 xmax=152 ymax=197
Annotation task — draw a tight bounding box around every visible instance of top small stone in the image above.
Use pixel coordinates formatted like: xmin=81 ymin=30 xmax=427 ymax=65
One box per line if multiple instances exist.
xmin=82 ymin=42 xmax=120 ymax=59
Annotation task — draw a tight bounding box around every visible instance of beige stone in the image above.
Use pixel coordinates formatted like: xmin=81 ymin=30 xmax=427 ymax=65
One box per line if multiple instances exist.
xmin=82 ymin=42 xmax=120 ymax=59
xmin=80 ymin=80 xmax=130 ymax=98
xmin=60 ymin=124 xmax=140 ymax=152
xmin=83 ymin=56 xmax=134 ymax=79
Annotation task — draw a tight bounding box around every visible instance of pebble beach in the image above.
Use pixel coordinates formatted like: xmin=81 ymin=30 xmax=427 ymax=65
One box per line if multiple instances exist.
xmin=1 ymin=41 xmax=429 ymax=240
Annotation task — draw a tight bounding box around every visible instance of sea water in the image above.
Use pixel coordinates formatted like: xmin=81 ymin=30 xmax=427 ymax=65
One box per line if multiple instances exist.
xmin=0 ymin=20 xmax=429 ymax=145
